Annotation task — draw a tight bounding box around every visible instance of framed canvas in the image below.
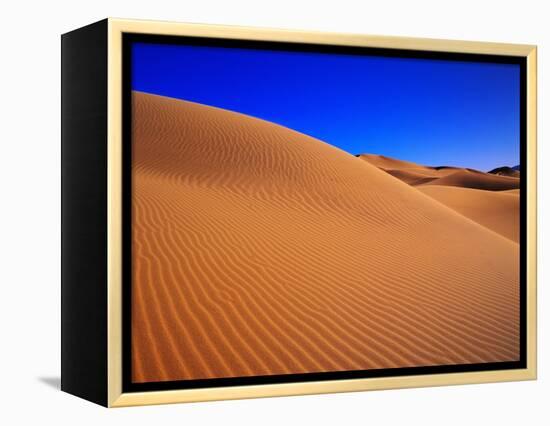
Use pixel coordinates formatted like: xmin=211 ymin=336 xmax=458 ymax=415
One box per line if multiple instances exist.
xmin=61 ymin=18 xmax=537 ymax=407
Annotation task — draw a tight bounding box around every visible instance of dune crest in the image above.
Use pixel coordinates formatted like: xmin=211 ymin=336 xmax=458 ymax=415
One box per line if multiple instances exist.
xmin=132 ymin=91 xmax=520 ymax=383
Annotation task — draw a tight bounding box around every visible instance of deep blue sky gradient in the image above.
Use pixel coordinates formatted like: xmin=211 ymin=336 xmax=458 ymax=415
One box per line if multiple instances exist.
xmin=132 ymin=42 xmax=520 ymax=171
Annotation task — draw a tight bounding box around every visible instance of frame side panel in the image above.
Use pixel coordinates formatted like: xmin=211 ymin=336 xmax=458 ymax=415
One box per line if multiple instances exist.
xmin=61 ymin=19 xmax=109 ymax=406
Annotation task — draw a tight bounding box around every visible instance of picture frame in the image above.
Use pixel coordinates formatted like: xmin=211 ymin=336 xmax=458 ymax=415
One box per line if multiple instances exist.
xmin=61 ymin=18 xmax=537 ymax=407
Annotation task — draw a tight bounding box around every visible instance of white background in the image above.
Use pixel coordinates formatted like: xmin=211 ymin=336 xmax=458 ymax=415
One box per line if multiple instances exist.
xmin=0 ymin=0 xmax=547 ymax=424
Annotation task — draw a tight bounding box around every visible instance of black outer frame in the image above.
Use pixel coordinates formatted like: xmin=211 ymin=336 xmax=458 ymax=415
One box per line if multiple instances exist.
xmin=121 ymin=34 xmax=528 ymax=394
xmin=61 ymin=19 xmax=109 ymax=406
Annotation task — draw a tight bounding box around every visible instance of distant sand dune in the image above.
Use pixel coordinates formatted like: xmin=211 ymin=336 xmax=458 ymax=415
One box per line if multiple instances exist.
xmin=357 ymin=154 xmax=432 ymax=171
xmin=418 ymin=185 xmax=520 ymax=243
xmin=421 ymin=169 xmax=520 ymax=191
xmin=489 ymin=166 xmax=521 ymax=178
xmin=132 ymin=91 xmax=520 ymax=383
xmin=360 ymin=154 xmax=520 ymax=191
xmin=384 ymin=169 xmax=438 ymax=186
xmin=360 ymin=154 xmax=520 ymax=242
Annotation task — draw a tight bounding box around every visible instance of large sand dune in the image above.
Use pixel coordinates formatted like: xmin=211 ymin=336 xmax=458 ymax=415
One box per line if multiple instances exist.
xmin=132 ymin=91 xmax=520 ymax=383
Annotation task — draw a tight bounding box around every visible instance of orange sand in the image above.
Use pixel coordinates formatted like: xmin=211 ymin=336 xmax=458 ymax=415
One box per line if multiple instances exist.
xmin=418 ymin=185 xmax=519 ymax=243
xmin=131 ymin=91 xmax=520 ymax=383
xmin=360 ymin=154 xmax=520 ymax=243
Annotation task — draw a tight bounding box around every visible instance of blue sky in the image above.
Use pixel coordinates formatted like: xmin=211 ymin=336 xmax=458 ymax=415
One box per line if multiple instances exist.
xmin=132 ymin=42 xmax=520 ymax=171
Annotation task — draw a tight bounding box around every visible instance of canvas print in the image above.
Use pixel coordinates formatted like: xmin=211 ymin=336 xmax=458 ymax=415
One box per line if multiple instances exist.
xmin=128 ymin=40 xmax=521 ymax=386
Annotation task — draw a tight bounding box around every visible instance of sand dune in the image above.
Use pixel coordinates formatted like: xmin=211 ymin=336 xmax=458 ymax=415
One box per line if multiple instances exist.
xmin=359 ymin=154 xmax=455 ymax=180
xmin=360 ymin=154 xmax=520 ymax=242
xmin=489 ymin=166 xmax=521 ymax=178
xmin=357 ymin=154 xmax=433 ymax=171
xmin=418 ymin=185 xmax=520 ymax=243
xmin=132 ymin=91 xmax=520 ymax=384
xmin=421 ymin=169 xmax=520 ymax=191
xmin=384 ymin=169 xmax=438 ymax=186
xmin=360 ymin=154 xmax=520 ymax=191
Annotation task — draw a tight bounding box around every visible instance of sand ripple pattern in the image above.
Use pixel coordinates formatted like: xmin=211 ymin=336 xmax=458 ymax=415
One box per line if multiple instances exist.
xmin=131 ymin=92 xmax=520 ymax=383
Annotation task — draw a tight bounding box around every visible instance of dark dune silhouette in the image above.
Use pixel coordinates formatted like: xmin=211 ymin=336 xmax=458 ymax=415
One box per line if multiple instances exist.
xmin=489 ymin=166 xmax=520 ymax=178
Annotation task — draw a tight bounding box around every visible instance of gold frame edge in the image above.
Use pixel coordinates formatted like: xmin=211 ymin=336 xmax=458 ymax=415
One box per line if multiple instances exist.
xmin=106 ymin=17 xmax=537 ymax=407
xmin=107 ymin=18 xmax=123 ymax=407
